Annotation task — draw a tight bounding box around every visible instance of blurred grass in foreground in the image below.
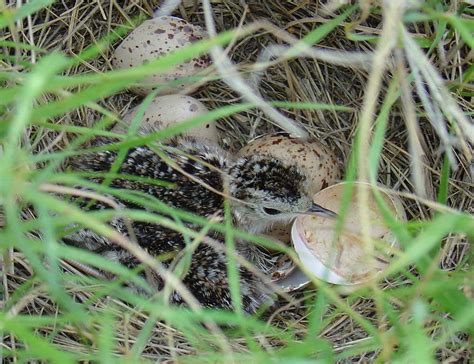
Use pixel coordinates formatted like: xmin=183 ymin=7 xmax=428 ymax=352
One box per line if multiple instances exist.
xmin=0 ymin=1 xmax=473 ymax=363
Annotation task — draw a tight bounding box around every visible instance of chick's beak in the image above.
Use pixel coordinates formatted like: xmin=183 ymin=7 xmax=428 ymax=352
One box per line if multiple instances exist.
xmin=305 ymin=203 xmax=338 ymax=218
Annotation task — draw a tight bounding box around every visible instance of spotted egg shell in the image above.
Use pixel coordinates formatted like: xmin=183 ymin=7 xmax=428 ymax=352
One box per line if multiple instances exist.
xmin=112 ymin=94 xmax=219 ymax=142
xmin=238 ymin=134 xmax=342 ymax=195
xmin=112 ymin=16 xmax=211 ymax=95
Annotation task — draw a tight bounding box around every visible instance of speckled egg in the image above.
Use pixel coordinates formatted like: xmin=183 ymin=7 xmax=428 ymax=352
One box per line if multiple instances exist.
xmin=238 ymin=134 xmax=342 ymax=195
xmin=112 ymin=94 xmax=219 ymax=142
xmin=112 ymin=16 xmax=211 ymax=95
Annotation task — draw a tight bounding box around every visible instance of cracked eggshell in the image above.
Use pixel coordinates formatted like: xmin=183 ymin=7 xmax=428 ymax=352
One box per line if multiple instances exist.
xmin=269 ymin=253 xmax=295 ymax=282
xmin=238 ymin=134 xmax=342 ymax=196
xmin=112 ymin=95 xmax=218 ymax=142
xmin=113 ymin=16 xmax=211 ymax=95
xmin=253 ymin=234 xmax=299 ymax=291
xmin=291 ymin=182 xmax=407 ymax=285
xmin=258 ymin=234 xmax=311 ymax=293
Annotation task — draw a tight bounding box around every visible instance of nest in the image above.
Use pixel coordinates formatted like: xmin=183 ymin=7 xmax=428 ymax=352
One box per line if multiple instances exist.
xmin=1 ymin=0 xmax=471 ymax=362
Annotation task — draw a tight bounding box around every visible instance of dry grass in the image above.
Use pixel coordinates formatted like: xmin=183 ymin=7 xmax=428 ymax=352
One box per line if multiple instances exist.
xmin=1 ymin=0 xmax=472 ymax=362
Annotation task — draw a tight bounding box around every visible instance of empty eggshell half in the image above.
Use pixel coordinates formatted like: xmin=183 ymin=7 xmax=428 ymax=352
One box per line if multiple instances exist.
xmin=113 ymin=16 xmax=211 ymax=95
xmin=292 ymin=182 xmax=406 ymax=285
xmin=274 ymin=266 xmax=311 ymax=292
xmin=238 ymin=134 xmax=342 ymax=196
xmin=253 ymin=235 xmax=298 ymax=291
xmin=112 ymin=95 xmax=218 ymax=142
xmin=269 ymin=253 xmax=295 ymax=282
xmin=256 ymin=233 xmax=311 ymax=293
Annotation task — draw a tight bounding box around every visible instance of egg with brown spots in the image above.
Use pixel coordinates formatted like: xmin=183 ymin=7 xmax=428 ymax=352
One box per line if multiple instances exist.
xmin=112 ymin=95 xmax=218 ymax=142
xmin=112 ymin=16 xmax=211 ymax=95
xmin=238 ymin=134 xmax=342 ymax=195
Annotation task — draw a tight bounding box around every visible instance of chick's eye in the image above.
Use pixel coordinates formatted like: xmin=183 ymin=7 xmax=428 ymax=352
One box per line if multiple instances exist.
xmin=262 ymin=207 xmax=281 ymax=215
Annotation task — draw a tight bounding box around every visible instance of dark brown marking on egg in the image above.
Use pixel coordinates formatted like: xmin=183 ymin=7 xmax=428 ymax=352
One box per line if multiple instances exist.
xmin=321 ymin=179 xmax=328 ymax=189
xmin=189 ymin=34 xmax=202 ymax=42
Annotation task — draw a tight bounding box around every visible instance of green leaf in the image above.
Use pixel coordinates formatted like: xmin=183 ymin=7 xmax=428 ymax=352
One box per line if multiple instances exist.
xmin=437 ymin=154 xmax=450 ymax=205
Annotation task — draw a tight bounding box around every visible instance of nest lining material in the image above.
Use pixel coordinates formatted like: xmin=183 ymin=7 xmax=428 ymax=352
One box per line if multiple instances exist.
xmin=1 ymin=0 xmax=471 ymax=362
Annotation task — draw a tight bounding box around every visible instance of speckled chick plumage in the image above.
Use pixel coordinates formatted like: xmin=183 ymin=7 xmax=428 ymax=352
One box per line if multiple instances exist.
xmin=66 ymin=136 xmax=318 ymax=314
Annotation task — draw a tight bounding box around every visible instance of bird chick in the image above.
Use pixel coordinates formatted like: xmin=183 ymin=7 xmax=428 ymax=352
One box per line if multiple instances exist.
xmin=228 ymin=154 xmax=335 ymax=233
xmin=65 ymin=136 xmax=334 ymax=313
